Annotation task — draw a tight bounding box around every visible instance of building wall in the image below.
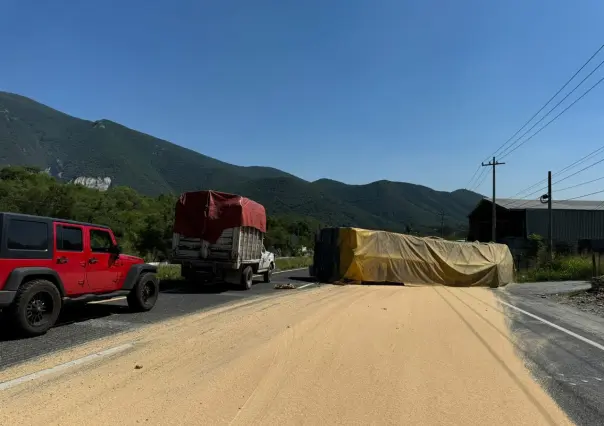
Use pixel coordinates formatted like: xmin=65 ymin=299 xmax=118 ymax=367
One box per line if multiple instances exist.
xmin=525 ymin=209 xmax=604 ymax=242
xmin=468 ymin=200 xmax=525 ymax=242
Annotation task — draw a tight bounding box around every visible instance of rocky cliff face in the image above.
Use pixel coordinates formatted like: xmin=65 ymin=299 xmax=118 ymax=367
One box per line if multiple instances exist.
xmin=41 ymin=158 xmax=112 ymax=191
xmin=72 ymin=176 xmax=112 ymax=191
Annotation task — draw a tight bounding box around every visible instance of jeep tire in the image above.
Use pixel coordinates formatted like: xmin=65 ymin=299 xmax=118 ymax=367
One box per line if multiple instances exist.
xmin=127 ymin=272 xmax=159 ymax=312
xmin=241 ymin=266 xmax=253 ymax=290
xmin=263 ymin=262 xmax=274 ymax=283
xmin=10 ymin=279 xmax=62 ymax=337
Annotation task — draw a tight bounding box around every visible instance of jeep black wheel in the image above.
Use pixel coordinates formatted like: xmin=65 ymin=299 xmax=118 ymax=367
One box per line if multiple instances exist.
xmin=241 ymin=266 xmax=254 ymax=290
xmin=263 ymin=262 xmax=274 ymax=283
xmin=11 ymin=279 xmax=62 ymax=337
xmin=127 ymin=273 xmax=159 ymax=312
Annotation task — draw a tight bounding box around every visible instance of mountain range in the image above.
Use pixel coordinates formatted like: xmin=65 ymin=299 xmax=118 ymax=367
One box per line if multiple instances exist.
xmin=0 ymin=91 xmax=482 ymax=234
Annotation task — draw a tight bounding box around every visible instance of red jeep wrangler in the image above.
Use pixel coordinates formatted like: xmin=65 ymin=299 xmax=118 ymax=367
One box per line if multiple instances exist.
xmin=0 ymin=213 xmax=159 ymax=336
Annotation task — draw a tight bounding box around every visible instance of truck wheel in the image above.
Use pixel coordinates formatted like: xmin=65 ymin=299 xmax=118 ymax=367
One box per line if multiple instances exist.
xmin=10 ymin=279 xmax=62 ymax=337
xmin=241 ymin=266 xmax=253 ymax=290
xmin=127 ymin=273 xmax=159 ymax=312
xmin=263 ymin=262 xmax=274 ymax=283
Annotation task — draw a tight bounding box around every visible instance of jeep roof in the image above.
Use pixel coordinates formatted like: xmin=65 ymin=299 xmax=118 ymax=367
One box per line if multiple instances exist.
xmin=0 ymin=212 xmax=111 ymax=230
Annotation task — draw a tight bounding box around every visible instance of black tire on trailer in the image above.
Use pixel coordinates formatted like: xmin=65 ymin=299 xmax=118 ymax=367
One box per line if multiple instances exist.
xmin=9 ymin=279 xmax=62 ymax=337
xmin=127 ymin=272 xmax=160 ymax=312
xmin=241 ymin=265 xmax=254 ymax=290
xmin=263 ymin=262 xmax=274 ymax=283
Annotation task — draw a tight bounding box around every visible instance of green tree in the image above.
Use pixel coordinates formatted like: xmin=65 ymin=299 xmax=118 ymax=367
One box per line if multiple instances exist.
xmin=0 ymin=166 xmax=318 ymax=260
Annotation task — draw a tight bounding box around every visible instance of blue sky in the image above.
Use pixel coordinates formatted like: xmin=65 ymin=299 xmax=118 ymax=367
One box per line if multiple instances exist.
xmin=2 ymin=0 xmax=604 ymax=199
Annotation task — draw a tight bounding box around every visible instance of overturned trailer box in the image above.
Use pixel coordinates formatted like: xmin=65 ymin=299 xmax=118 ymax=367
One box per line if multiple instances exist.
xmin=312 ymin=228 xmax=514 ymax=288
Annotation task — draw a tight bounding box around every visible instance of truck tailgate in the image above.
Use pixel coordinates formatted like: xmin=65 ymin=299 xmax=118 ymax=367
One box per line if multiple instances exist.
xmin=172 ymin=227 xmax=263 ymax=262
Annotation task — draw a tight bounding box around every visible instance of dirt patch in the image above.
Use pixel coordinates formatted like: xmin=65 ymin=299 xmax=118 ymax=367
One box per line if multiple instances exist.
xmin=550 ymin=290 xmax=604 ymax=317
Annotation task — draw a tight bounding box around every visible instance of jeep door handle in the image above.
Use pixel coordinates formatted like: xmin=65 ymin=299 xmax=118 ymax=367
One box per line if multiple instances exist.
xmin=57 ymin=257 xmax=68 ymax=264
xmin=89 ymin=258 xmax=98 ymax=264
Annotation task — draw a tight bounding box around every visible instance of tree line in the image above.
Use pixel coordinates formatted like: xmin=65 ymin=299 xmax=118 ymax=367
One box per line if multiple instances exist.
xmin=0 ymin=166 xmax=320 ymax=260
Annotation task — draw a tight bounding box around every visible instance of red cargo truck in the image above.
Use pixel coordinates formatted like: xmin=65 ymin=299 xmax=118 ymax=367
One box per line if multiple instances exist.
xmin=170 ymin=190 xmax=275 ymax=290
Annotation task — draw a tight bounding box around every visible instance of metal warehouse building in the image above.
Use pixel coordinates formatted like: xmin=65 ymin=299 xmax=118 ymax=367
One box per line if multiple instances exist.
xmin=467 ymin=198 xmax=604 ymax=245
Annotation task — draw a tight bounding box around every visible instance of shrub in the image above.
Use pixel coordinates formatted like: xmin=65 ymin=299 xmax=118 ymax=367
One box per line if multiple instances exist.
xmin=518 ymin=255 xmax=592 ymax=282
xmin=157 ymin=264 xmax=182 ymax=281
xmin=275 ymin=256 xmax=313 ymax=271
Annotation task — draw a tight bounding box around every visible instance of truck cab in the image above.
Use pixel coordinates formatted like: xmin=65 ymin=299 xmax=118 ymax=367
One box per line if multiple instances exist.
xmin=0 ymin=212 xmax=159 ymax=336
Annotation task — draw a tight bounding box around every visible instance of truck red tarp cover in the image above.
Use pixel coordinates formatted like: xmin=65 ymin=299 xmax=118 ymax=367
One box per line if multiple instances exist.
xmin=174 ymin=190 xmax=267 ymax=244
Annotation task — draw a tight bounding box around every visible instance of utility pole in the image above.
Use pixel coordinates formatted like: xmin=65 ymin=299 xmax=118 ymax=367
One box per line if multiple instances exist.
xmin=540 ymin=171 xmax=553 ymax=263
xmin=547 ymin=171 xmax=553 ymax=262
xmin=439 ymin=210 xmax=446 ymax=237
xmin=481 ymin=156 xmax=505 ymax=242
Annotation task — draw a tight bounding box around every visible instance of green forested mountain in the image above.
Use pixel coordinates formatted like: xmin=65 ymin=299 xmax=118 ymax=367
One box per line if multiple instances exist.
xmin=0 ymin=91 xmax=482 ymax=233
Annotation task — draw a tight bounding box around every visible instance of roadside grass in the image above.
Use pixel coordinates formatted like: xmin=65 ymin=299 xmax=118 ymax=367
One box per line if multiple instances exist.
xmin=157 ymin=264 xmax=182 ymax=281
xmin=157 ymin=256 xmax=312 ymax=281
xmin=275 ymin=256 xmax=312 ymax=271
xmin=516 ymin=255 xmax=593 ymax=283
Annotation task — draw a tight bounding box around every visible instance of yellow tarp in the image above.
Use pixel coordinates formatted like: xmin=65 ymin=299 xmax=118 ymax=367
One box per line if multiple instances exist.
xmin=339 ymin=228 xmax=514 ymax=287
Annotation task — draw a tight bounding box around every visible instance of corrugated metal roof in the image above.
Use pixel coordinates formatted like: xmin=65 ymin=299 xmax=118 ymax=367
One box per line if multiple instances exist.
xmin=484 ymin=197 xmax=604 ymax=211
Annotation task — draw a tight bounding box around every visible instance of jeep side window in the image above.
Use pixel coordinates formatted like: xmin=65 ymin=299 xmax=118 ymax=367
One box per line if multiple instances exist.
xmin=90 ymin=229 xmax=113 ymax=253
xmin=7 ymin=219 xmax=48 ymax=251
xmin=56 ymin=225 xmax=83 ymax=252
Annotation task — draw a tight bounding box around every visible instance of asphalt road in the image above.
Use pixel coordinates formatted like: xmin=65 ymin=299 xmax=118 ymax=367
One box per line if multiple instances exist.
xmin=501 ymin=282 xmax=604 ymax=426
xmin=0 ymin=268 xmax=315 ymax=370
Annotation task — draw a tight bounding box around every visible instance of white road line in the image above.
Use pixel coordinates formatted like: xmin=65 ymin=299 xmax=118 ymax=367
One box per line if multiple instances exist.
xmin=297 ymin=282 xmax=317 ymax=290
xmin=0 ymin=343 xmax=134 ymax=392
xmin=274 ymin=267 xmax=308 ymax=274
xmin=88 ymin=296 xmax=126 ymax=304
xmin=219 ymin=292 xmax=248 ymax=298
xmin=499 ymin=300 xmax=604 ymax=352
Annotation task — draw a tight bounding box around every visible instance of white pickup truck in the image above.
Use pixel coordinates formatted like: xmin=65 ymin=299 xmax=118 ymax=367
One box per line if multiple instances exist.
xmin=170 ymin=190 xmax=275 ymax=290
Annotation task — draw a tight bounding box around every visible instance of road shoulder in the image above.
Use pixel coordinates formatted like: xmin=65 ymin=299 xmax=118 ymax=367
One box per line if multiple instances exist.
xmin=497 ymin=286 xmax=604 ymax=425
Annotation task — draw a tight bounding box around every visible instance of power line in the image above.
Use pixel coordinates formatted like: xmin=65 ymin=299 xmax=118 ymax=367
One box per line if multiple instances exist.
xmin=503 ymin=144 xmax=604 ymax=201
xmin=552 ymin=156 xmax=604 ymax=186
xmin=499 ymin=73 xmax=604 ymax=160
xmin=561 ymin=189 xmax=604 ymax=201
xmin=595 ymin=199 xmax=604 ymax=210
xmin=505 ymin=178 xmax=547 ymax=201
xmin=498 ymin=55 xmax=604 ymax=159
xmin=469 ymin=167 xmax=489 ymax=192
xmin=505 ymin=189 xmax=549 ymax=210
xmin=555 ymin=175 xmax=604 ymax=193
xmin=506 ymin=156 xmax=604 ymax=209
xmin=513 ymin=188 xmax=604 ymax=211
xmin=513 ymin=173 xmax=604 ymax=205
xmin=486 ymin=43 xmax=604 ymax=161
xmin=466 ymin=44 xmax=604 ymax=199
xmin=556 ymin=145 xmax=604 ymax=176
xmin=464 ymin=165 xmax=482 ymax=190
xmin=402 ymin=196 xmax=445 ymax=218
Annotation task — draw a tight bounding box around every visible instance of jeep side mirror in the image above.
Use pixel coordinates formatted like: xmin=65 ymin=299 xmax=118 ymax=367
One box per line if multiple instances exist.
xmin=109 ymin=244 xmax=121 ymax=255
